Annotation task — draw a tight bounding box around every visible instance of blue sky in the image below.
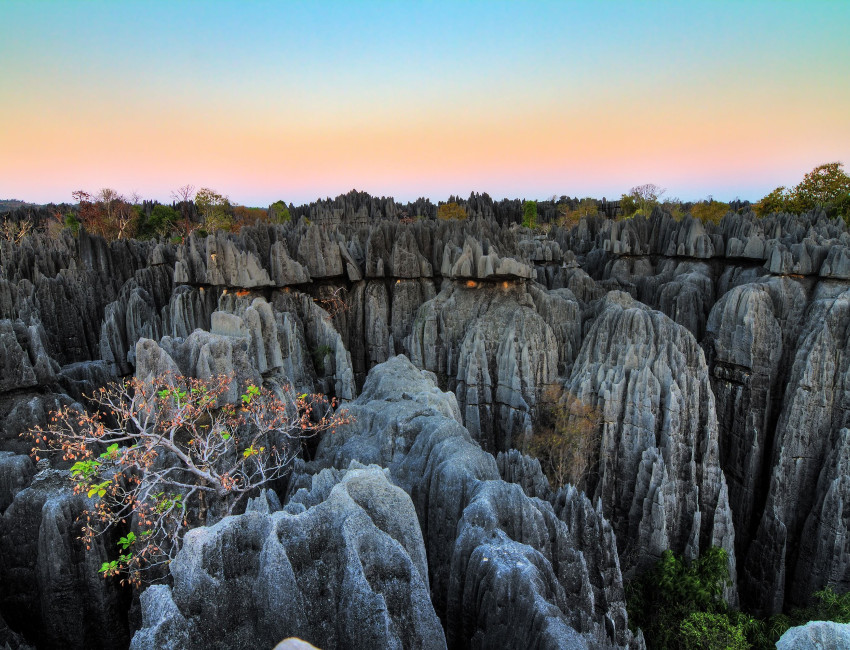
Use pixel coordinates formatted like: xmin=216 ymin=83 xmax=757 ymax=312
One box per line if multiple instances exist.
xmin=2 ymin=1 xmax=848 ymax=204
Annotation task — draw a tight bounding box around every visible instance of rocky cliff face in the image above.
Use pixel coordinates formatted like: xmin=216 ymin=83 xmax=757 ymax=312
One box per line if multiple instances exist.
xmin=308 ymin=355 xmax=640 ymax=649
xmin=0 ymin=469 xmax=129 ymax=649
xmin=565 ymin=292 xmax=736 ymax=597
xmin=132 ymin=465 xmax=445 ymax=650
xmin=1 ymin=201 xmax=850 ymax=646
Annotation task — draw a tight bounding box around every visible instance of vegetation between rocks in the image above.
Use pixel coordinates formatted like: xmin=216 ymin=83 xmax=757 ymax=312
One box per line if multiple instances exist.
xmin=627 ymin=546 xmax=850 ymax=649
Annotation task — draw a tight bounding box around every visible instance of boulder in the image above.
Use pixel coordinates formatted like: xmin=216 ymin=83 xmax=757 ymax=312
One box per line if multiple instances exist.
xmin=777 ymin=621 xmax=850 ymax=650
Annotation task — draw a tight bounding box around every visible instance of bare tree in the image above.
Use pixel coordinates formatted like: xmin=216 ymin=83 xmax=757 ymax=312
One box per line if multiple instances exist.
xmin=72 ymin=189 xmax=138 ymax=240
xmin=629 ymin=183 xmax=666 ymax=216
xmin=171 ymin=184 xmax=197 ymax=239
xmin=171 ymin=184 xmax=196 ymax=204
xmin=528 ymin=386 xmax=601 ymax=490
xmin=0 ymin=216 xmax=33 ymax=244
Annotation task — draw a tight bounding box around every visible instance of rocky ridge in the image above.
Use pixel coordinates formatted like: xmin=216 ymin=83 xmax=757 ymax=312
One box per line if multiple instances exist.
xmin=1 ymin=201 xmax=849 ymax=646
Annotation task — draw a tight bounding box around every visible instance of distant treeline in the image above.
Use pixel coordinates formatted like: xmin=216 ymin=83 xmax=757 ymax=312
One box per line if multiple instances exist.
xmin=2 ymin=161 xmax=847 ymax=243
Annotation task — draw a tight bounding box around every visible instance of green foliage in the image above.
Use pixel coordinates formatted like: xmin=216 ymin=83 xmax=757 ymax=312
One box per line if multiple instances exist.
xmin=558 ymin=198 xmax=598 ymax=229
xmin=437 ymin=202 xmax=467 ymax=220
xmin=149 ymin=204 xmax=178 ymax=238
xmin=753 ymin=186 xmax=797 ymax=217
xmin=311 ymin=344 xmax=334 ymax=373
xmin=99 ymin=560 xmax=120 ymax=576
xmin=619 ymin=193 xmax=638 ymax=218
xmin=662 ymin=198 xmax=685 ymax=221
xmin=87 ymin=480 xmax=111 ymax=498
xmin=133 ymin=203 xmax=180 ymax=240
xmin=755 ymin=162 xmax=850 ymax=220
xmin=269 ymin=200 xmax=291 ymax=223
xmin=158 ymin=386 xmax=188 ymax=407
xmin=626 ymin=547 xmax=731 ymax=649
xmin=241 ymin=384 xmax=261 ymax=405
xmin=627 ymin=545 xmax=850 ymax=649
xmin=64 ymin=212 xmax=81 ymax=235
xmin=690 ymin=199 xmax=730 ymax=225
xmin=621 ymin=183 xmax=665 ymax=219
xmin=117 ymin=532 xmax=136 ymax=550
xmin=152 ymin=491 xmax=183 ymax=514
xmin=195 ymin=187 xmax=232 ymax=231
xmin=796 ymin=162 xmax=850 ymax=210
xmin=679 ymin=612 xmax=749 ymax=650
xmin=762 ymin=588 xmax=850 ymax=645
xmin=100 ymin=442 xmax=121 ymax=460
xmin=522 ymin=200 xmax=538 ymax=228
xmin=70 ymin=458 xmax=101 ymax=481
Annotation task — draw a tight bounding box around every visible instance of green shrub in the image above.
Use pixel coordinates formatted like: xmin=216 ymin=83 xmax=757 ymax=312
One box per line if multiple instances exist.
xmin=691 ymin=200 xmax=730 ymax=225
xmin=679 ymin=612 xmax=748 ymax=650
xmin=761 ymin=588 xmax=850 ymax=645
xmin=311 ymin=344 xmax=333 ymax=373
xmin=619 ymin=193 xmax=638 ymax=218
xmin=627 ymin=545 xmax=850 ymax=649
xmin=138 ymin=204 xmax=178 ymax=239
xmin=64 ymin=213 xmax=81 ymax=235
xmin=620 ymin=184 xmax=665 ymax=219
xmin=755 ymin=162 xmax=850 ymax=219
xmin=269 ymin=200 xmax=291 ymax=223
xmin=626 ymin=547 xmax=730 ymax=649
xmin=522 ymin=200 xmax=537 ymax=228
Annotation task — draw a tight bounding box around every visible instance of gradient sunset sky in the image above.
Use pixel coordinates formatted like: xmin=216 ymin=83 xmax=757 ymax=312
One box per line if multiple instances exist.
xmin=2 ymin=1 xmax=848 ymax=206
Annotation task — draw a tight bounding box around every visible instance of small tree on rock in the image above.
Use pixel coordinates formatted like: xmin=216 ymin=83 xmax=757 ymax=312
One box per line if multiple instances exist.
xmin=528 ymin=386 xmax=600 ymax=490
xmin=24 ymin=374 xmax=350 ymax=586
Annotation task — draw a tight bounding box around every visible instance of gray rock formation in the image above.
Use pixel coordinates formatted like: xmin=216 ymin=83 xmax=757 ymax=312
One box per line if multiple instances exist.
xmin=131 ymin=465 xmax=445 ymax=650
xmin=0 ymin=319 xmax=57 ymax=392
xmin=3 ymin=197 xmax=850 ymax=645
xmin=0 ymin=469 xmax=129 ymax=649
xmin=405 ymin=282 xmax=574 ymax=453
xmin=0 ymin=452 xmax=34 ymax=513
xmin=776 ymin=621 xmax=850 ymax=650
xmin=0 ymin=611 xmax=35 ymax=650
xmin=743 ymin=286 xmax=850 ymax=613
xmin=311 ymin=355 xmax=641 ymax=649
xmin=565 ymin=292 xmax=736 ymax=592
xmin=704 ymin=277 xmax=807 ymax=556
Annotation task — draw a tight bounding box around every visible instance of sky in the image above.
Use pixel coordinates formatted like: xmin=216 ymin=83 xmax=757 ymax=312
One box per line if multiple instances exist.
xmin=1 ymin=1 xmax=849 ymax=206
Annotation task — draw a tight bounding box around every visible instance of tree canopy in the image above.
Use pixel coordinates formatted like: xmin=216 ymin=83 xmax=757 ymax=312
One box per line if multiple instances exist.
xmin=437 ymin=202 xmax=467 ymax=220
xmin=521 ymin=200 xmax=538 ymax=228
xmin=620 ymin=183 xmax=666 ymax=219
xmin=755 ymin=162 xmax=850 ymax=219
